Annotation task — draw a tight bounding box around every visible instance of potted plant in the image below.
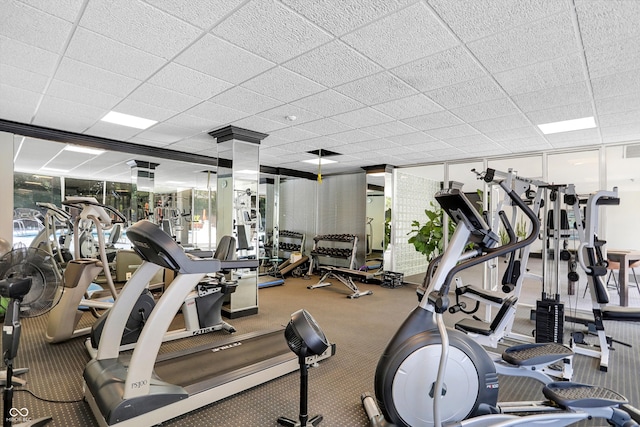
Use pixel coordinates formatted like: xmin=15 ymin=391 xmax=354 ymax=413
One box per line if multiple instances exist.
xmin=407 ymin=201 xmax=455 ymax=261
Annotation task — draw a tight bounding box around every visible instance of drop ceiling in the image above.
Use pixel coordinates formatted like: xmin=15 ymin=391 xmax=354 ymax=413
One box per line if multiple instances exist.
xmin=2 ymin=0 xmax=640 ymax=184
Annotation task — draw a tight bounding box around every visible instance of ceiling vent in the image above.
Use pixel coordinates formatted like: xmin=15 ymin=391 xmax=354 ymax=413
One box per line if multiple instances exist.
xmin=624 ymin=144 xmax=640 ymax=158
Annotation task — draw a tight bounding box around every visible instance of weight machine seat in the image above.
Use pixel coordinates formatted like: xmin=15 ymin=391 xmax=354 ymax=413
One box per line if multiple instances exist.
xmin=126 ymin=220 xmax=220 ymax=275
xmin=602 ymin=306 xmax=640 ymax=322
xmin=502 ymin=343 xmax=573 ymax=367
xmin=456 ymin=284 xmax=506 ymax=305
xmin=543 ymin=382 xmax=627 ymax=409
xmin=454 ymin=296 xmax=518 ymax=336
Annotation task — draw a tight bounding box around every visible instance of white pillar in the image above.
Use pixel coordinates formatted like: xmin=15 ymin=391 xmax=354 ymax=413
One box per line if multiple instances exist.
xmin=0 ymin=132 xmax=14 ymax=245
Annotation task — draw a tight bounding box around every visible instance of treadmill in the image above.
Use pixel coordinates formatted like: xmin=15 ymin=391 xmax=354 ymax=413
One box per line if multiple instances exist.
xmin=83 ymin=220 xmax=336 ymax=426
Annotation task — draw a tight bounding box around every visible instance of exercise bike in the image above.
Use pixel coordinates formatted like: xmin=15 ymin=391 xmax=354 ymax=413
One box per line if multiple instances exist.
xmin=362 ymin=182 xmax=640 ymax=427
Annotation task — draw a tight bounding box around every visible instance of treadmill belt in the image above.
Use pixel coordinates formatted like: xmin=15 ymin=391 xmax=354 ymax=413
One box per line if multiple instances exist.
xmin=153 ymin=330 xmax=291 ymax=388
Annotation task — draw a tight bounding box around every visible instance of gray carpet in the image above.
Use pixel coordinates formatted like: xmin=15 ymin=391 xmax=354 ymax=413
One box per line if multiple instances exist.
xmin=2 ymin=265 xmax=640 ymax=426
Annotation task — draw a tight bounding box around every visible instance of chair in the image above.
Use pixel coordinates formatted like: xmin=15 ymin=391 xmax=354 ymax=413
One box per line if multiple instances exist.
xmin=604 ymin=259 xmax=640 ymax=296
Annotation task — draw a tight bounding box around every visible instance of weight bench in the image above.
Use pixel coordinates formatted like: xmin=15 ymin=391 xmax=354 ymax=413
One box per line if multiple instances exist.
xmin=308 ymin=266 xmax=373 ymax=299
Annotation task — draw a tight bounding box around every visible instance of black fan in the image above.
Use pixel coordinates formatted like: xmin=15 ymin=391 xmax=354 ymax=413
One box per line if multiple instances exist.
xmin=0 ymin=247 xmax=62 ymax=318
xmin=278 ymin=309 xmax=329 ymax=427
xmin=0 ymin=247 xmax=62 ymax=427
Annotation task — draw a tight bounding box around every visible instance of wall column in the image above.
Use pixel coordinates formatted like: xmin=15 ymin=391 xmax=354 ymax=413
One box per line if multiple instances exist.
xmin=209 ymin=125 xmax=267 ymax=318
xmin=0 ymin=132 xmax=14 ymax=245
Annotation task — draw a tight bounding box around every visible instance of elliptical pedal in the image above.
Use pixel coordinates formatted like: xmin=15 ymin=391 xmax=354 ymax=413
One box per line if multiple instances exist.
xmin=503 ymin=342 xmax=572 ymax=367
xmin=543 ymin=382 xmax=627 ymax=409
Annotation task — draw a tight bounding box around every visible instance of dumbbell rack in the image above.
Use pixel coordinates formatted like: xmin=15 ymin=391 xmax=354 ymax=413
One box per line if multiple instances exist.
xmin=307 ymin=234 xmax=358 ymax=275
xmin=277 ymin=230 xmax=306 ymax=258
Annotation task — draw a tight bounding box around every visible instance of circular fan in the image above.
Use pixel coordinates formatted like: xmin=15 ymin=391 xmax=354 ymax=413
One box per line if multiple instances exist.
xmin=0 ymin=247 xmax=63 ymax=318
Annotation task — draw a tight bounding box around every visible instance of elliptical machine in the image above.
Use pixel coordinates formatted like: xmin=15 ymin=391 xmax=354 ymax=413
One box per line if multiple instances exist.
xmin=362 ymin=181 xmax=639 ymax=427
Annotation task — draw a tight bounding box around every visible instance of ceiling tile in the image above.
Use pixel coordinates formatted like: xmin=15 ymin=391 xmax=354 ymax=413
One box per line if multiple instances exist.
xmin=127 ymin=83 xmax=202 ymax=112
xmin=290 ymin=90 xmax=364 ymax=117
xmin=544 ymin=127 xmax=600 ymax=144
xmin=257 ymin=104 xmax=323 ymax=126
xmin=85 ymin=121 xmax=143 ymax=141
xmin=210 ymin=86 xmax=283 ymax=115
xmin=426 ymin=76 xmax=504 ymax=109
xmin=148 ymin=63 xmax=232 ymax=99
xmin=0 ymin=84 xmax=42 ymax=110
xmin=46 ymin=79 xmax=121 ymax=110
xmin=37 ymin=95 xmax=107 ymax=121
xmin=0 ymin=63 xmax=49 ymax=93
xmin=281 ymin=0 xmax=406 ymax=36
xmin=427 ymin=0 xmax=567 ymax=42
xmin=19 ymin=0 xmax=85 ymax=22
xmin=65 ymin=28 xmax=167 ymax=80
xmin=0 ymin=101 xmax=36 ymax=123
xmin=600 ymin=122 xmax=640 ymax=139
xmin=212 ymin=0 xmax=332 ymax=63
xmin=231 ymin=115 xmax=289 ymax=133
xmin=596 ymin=92 xmax=640 ymax=115
xmin=483 ymin=126 xmax=541 ymax=142
xmin=32 ymin=111 xmax=96 ymax=134
xmin=295 ymin=118 xmax=354 ymax=136
xmin=584 ymin=36 xmax=640 ymax=79
xmin=1 ymin=1 xmax=72 ymax=52
xmin=114 ymin=99 xmax=179 ymax=122
xmin=268 ymin=126 xmax=320 ymax=142
xmin=185 ymin=101 xmax=248 ymax=124
xmin=467 ymin=13 xmax=579 ymax=73
xmin=591 ymin=69 xmax=640 ymax=100
xmin=511 ymin=81 xmax=591 ymax=112
xmin=526 ymin=102 xmax=594 ymax=125
xmin=498 ymin=136 xmax=552 ymax=151
xmin=598 ymin=109 xmax=640 ymax=128
xmin=54 ymin=57 xmax=141 ymax=97
xmin=135 ymin=123 xmax=199 ymax=144
xmin=387 ymin=132 xmax=436 ymax=145
xmin=450 ymin=98 xmax=520 ymax=122
xmin=469 ymin=113 xmax=531 ymax=133
xmin=163 ymin=113 xmax=222 ymax=133
xmin=342 ymin=2 xmax=458 ymax=68
xmin=426 ymin=124 xmax=480 ymax=139
xmin=166 ymin=134 xmax=215 ymax=152
xmin=283 ymin=40 xmax=381 ymax=87
xmin=329 ymin=129 xmax=378 ymax=144
xmin=575 ymin=0 xmax=640 ymax=49
xmin=145 ymin=0 xmax=245 ymax=30
xmin=334 ymin=72 xmax=417 ymax=105
xmin=0 ymin=36 xmax=59 ymax=75
xmin=175 ymin=34 xmax=274 ymax=84
xmin=241 ymin=67 xmax=325 ymax=103
xmin=360 ymin=121 xmax=418 ymax=138
xmin=80 ymin=0 xmax=202 ymax=60
xmin=408 ymin=140 xmax=453 ymax=151
xmin=392 ymin=46 xmax=486 ymax=92
xmin=494 ymin=53 xmax=586 ymax=96
xmin=331 ymin=108 xmax=394 ymax=128
xmin=372 ymin=94 xmax=443 ymax=120
xmin=549 ymin=137 xmax=601 ymax=149
xmin=402 ymin=110 xmax=463 ymax=130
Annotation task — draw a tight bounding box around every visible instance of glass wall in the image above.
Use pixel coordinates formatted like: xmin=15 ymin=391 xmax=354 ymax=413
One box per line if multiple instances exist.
xmin=13 ymin=172 xmax=62 ymax=247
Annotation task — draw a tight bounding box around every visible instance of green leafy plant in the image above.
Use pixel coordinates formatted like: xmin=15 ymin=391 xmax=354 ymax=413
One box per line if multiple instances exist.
xmin=407 ymin=201 xmax=455 ymax=261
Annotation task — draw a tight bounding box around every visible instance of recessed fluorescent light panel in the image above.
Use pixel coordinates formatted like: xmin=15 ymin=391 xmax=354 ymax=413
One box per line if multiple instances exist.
xmin=101 ymin=111 xmax=157 ymax=130
xmin=64 ymin=145 xmax=105 ymax=155
xmin=537 ymin=116 xmax=596 ymax=135
xmin=302 ymin=158 xmax=337 ymax=165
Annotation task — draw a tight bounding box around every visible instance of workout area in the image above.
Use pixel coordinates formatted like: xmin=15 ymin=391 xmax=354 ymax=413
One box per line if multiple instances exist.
xmin=2 ymin=1 xmax=640 ymax=426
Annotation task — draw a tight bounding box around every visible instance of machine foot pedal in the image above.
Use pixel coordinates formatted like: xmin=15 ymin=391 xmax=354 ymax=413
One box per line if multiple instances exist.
xmin=543 ymin=382 xmax=627 ymax=409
